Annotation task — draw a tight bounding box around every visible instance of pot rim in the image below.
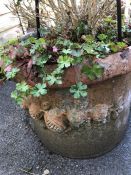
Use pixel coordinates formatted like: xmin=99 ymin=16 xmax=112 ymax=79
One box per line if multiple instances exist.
xmin=46 ymin=46 xmax=131 ymax=88
xmin=15 ymin=46 xmax=131 ymax=88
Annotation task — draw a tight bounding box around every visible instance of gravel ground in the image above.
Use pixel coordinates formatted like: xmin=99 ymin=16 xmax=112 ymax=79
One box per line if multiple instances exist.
xmin=0 ymin=81 xmax=131 ymax=175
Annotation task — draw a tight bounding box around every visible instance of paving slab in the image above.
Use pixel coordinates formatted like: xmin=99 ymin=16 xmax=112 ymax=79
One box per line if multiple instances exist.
xmin=0 ymin=81 xmax=131 ymax=175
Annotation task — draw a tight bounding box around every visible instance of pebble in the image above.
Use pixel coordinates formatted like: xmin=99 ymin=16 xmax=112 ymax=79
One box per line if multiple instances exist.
xmin=42 ymin=169 xmax=50 ymax=175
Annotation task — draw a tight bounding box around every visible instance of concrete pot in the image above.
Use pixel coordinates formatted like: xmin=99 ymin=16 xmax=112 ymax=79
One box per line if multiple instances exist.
xmin=24 ymin=47 xmax=131 ymax=158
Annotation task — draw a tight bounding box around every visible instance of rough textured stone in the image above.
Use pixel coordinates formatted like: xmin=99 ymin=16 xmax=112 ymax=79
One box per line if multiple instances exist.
xmin=27 ymin=73 xmax=131 ymax=158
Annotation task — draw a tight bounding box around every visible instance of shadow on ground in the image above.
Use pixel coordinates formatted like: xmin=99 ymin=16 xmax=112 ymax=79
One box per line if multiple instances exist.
xmin=0 ymin=81 xmax=131 ymax=175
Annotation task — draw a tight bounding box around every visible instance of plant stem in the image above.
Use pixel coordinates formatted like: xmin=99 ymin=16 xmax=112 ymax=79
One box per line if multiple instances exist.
xmin=13 ymin=0 xmax=25 ymax=35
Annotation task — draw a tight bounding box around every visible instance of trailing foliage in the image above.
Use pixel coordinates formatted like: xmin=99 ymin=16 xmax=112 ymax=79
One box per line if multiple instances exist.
xmin=0 ymin=16 xmax=130 ymax=105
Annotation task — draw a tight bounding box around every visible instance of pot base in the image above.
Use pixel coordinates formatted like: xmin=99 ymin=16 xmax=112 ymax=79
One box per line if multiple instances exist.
xmin=29 ymin=108 xmax=130 ymax=159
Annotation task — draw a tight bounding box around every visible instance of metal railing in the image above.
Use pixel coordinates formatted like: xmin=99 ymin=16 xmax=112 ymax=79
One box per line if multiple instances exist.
xmin=117 ymin=0 xmax=122 ymax=41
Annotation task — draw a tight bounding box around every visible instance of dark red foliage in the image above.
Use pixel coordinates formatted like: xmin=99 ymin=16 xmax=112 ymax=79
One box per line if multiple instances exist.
xmin=9 ymin=45 xmax=30 ymax=60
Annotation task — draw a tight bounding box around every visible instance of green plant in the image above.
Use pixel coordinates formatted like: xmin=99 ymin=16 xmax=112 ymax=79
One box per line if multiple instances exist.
xmin=82 ymin=64 xmax=104 ymax=80
xmin=0 ymin=13 xmax=130 ymax=105
xmin=16 ymin=82 xmax=29 ymax=92
xmin=30 ymin=38 xmax=46 ymax=55
xmin=6 ymin=68 xmax=20 ymax=79
xmin=31 ymin=83 xmax=47 ymax=97
xmin=11 ymin=82 xmax=30 ymax=105
xmin=33 ymin=54 xmax=48 ymax=66
xmin=97 ymin=34 xmax=108 ymax=42
xmin=70 ymin=82 xmax=88 ymax=99
xmin=57 ymin=55 xmax=73 ymax=68
xmin=109 ymin=42 xmax=127 ymax=53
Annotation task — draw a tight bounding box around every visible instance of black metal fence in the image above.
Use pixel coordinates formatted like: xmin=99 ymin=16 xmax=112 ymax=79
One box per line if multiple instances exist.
xmin=35 ymin=0 xmax=122 ymax=41
xmin=116 ymin=0 xmax=122 ymax=41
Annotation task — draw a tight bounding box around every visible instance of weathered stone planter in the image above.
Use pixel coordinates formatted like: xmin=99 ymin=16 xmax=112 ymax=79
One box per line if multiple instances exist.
xmin=25 ymin=47 xmax=131 ymax=158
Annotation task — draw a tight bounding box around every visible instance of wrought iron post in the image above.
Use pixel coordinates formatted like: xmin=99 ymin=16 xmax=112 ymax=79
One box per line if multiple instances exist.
xmin=35 ymin=0 xmax=40 ymax=38
xmin=116 ymin=0 xmax=122 ymax=41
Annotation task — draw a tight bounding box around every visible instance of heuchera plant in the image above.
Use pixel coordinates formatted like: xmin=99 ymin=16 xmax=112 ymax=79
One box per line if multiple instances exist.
xmin=0 ymin=17 xmax=130 ymax=105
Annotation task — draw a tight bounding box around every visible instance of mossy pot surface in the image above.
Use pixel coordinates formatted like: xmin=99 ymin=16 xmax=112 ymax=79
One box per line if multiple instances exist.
xmin=26 ymin=48 xmax=131 ymax=158
xmin=30 ymin=109 xmax=130 ymax=158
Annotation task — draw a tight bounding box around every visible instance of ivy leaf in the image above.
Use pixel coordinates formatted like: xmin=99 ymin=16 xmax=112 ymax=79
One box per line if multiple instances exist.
xmin=76 ymin=82 xmax=88 ymax=90
xmin=46 ymin=75 xmax=62 ymax=85
xmin=72 ymin=57 xmax=83 ymax=64
xmin=31 ymin=83 xmax=47 ymax=97
xmin=30 ymin=44 xmax=38 ymax=55
xmin=70 ymin=50 xmax=83 ymax=57
xmin=5 ymin=59 xmax=12 ymax=67
xmin=70 ymin=82 xmax=88 ymax=99
xmin=16 ymin=82 xmax=29 ymax=92
xmin=57 ymin=55 xmax=73 ymax=68
xmin=62 ymin=49 xmax=72 ymax=55
xmin=53 ymin=67 xmax=64 ymax=75
xmin=36 ymin=55 xmax=48 ymax=66
xmin=11 ymin=90 xmax=23 ymax=105
xmin=95 ymin=44 xmax=110 ymax=54
xmin=11 ymin=82 xmax=30 ymax=105
xmin=109 ymin=42 xmax=119 ymax=53
xmin=82 ymin=65 xmax=95 ymax=80
xmin=83 ymin=44 xmax=98 ymax=55
xmin=46 ymin=67 xmax=63 ymax=85
xmin=98 ymin=34 xmax=108 ymax=41
xmin=56 ymin=38 xmax=73 ymax=48
xmin=63 ymin=40 xmax=73 ymax=47
xmin=109 ymin=42 xmax=127 ymax=53
xmin=70 ymin=43 xmax=81 ymax=49
xmin=21 ymin=37 xmax=36 ymax=47
xmin=30 ymin=38 xmax=46 ymax=55
xmin=11 ymin=90 xmax=18 ymax=99
xmin=117 ymin=42 xmax=127 ymax=50
xmin=6 ymin=68 xmax=20 ymax=79
xmin=82 ymin=35 xmax=95 ymax=44
xmin=92 ymin=64 xmax=104 ymax=78
xmin=82 ymin=64 xmax=103 ymax=80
